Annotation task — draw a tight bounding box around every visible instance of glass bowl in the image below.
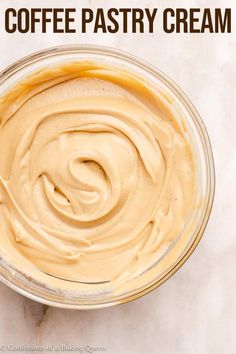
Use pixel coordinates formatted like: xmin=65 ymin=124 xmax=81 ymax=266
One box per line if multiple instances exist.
xmin=0 ymin=45 xmax=215 ymax=309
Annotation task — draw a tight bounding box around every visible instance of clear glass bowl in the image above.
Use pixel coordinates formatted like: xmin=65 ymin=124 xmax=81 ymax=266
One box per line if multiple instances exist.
xmin=0 ymin=45 xmax=215 ymax=309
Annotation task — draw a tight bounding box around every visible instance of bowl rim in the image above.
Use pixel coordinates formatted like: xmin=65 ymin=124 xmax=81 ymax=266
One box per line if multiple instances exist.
xmin=0 ymin=44 xmax=215 ymax=309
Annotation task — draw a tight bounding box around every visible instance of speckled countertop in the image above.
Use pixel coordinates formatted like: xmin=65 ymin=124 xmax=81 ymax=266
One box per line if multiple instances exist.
xmin=0 ymin=1 xmax=235 ymax=353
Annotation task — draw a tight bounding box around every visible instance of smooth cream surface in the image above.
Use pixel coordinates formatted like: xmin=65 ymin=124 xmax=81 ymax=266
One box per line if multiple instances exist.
xmin=0 ymin=62 xmax=196 ymax=289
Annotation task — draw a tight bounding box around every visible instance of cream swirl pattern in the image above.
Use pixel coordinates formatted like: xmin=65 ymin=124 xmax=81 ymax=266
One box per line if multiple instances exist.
xmin=0 ymin=62 xmax=195 ymax=286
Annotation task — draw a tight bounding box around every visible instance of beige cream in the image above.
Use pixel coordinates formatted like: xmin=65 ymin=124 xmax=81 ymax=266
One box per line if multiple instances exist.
xmin=0 ymin=62 xmax=196 ymax=289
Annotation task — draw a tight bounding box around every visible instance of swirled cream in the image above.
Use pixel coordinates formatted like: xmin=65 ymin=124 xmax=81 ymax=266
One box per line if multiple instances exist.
xmin=0 ymin=62 xmax=196 ymax=291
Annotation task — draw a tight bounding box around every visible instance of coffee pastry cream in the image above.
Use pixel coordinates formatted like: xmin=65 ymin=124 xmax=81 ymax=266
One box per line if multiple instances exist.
xmin=0 ymin=62 xmax=196 ymax=292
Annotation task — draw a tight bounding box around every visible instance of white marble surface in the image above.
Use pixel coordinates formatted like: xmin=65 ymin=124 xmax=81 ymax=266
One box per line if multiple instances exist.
xmin=0 ymin=1 xmax=235 ymax=353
